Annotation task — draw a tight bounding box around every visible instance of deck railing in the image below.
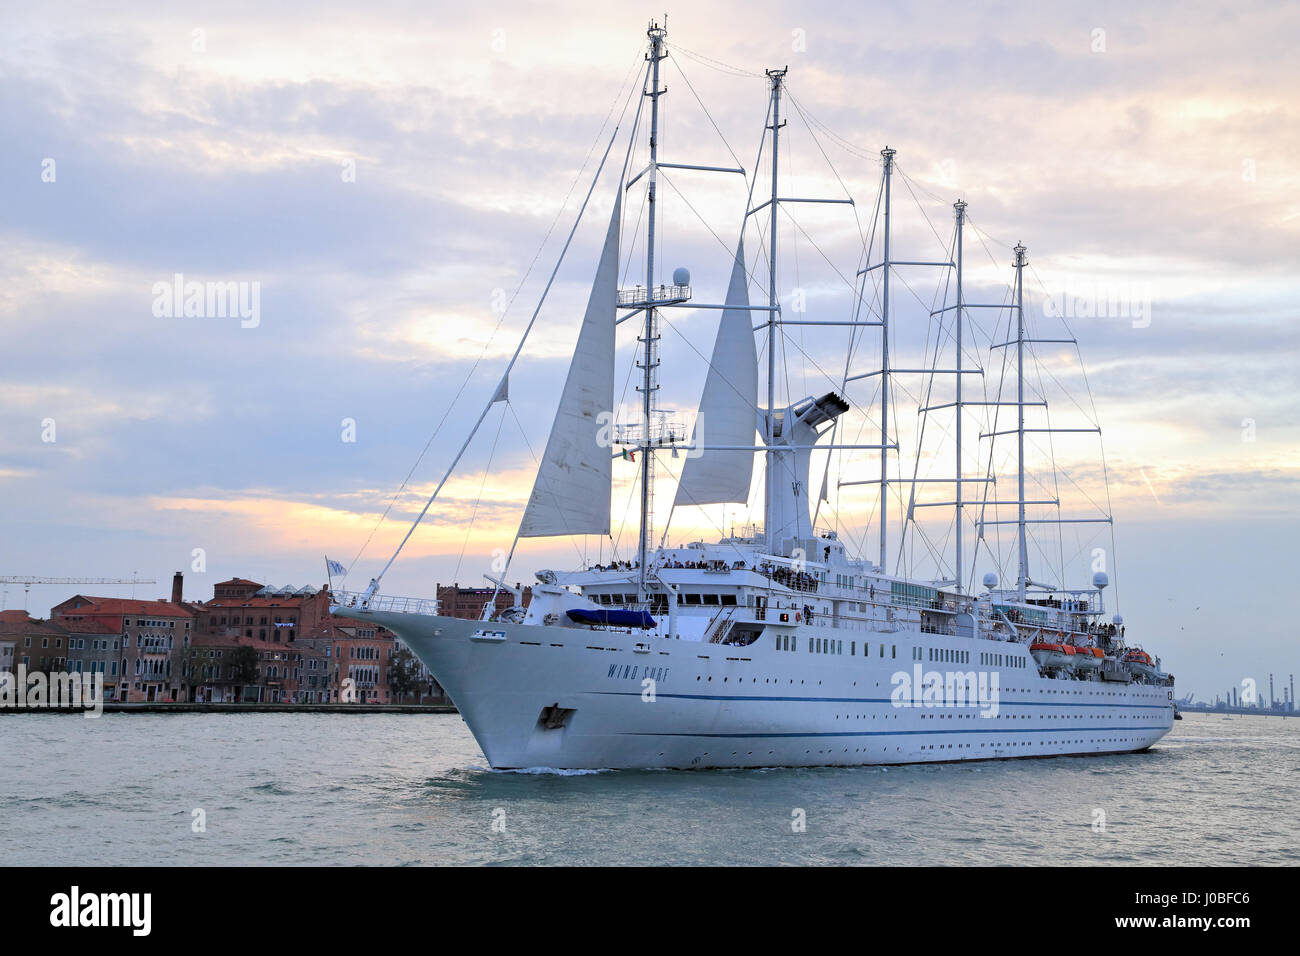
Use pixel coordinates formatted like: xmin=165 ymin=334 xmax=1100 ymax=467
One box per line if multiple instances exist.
xmin=330 ymin=591 xmax=440 ymax=616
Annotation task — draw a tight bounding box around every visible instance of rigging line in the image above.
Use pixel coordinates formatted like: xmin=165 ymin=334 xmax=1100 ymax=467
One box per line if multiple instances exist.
xmin=898 ymin=226 xmax=958 ymax=575
xmin=1025 ymin=327 xmax=1069 ymax=589
xmin=666 ymin=49 xmax=749 ymax=177
xmin=621 ymin=187 xmax=648 ymax=285
xmin=487 ymin=70 xmax=655 ymax=605
xmin=347 ymin=46 xmax=644 ymax=584
xmin=780 ymin=89 xmax=878 ymax=162
xmin=774 ymin=317 xmax=875 ymax=406
xmin=785 ymin=88 xmax=869 ymax=245
xmin=774 ymin=200 xmax=879 ymax=314
xmin=1025 ymin=261 xmax=1105 ymax=427
xmin=503 ymin=402 xmax=586 ymax=567
xmin=659 ymin=462 xmax=765 ymax=566
xmin=658 ymin=168 xmax=770 ymax=302
xmin=897 ymin=159 xmax=1016 ymax=257
xmin=619 ymin=103 xmax=650 ymax=285
xmin=818 ymin=180 xmax=881 ymax=532
xmin=786 ymin=134 xmax=808 ymax=400
xmin=655 ymin=320 xmax=773 ymax=548
xmin=966 ymin=215 xmax=1011 ymax=272
xmin=671 ymin=42 xmax=766 ymax=78
xmin=655 ymin=309 xmax=752 ymax=415
xmin=608 ymin=456 xmax=643 ymax=563
xmin=843 ymin=176 xmax=884 ymax=373
xmin=452 ymin=400 xmax=509 ymax=581
xmin=895 ymin=165 xmax=956 ymax=260
xmin=372 ymin=97 xmax=639 ymax=589
xmin=975 ymin=292 xmax=1017 ymax=570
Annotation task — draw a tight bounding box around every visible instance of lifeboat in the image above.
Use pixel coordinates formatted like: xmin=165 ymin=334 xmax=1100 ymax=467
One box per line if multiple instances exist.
xmin=1122 ymin=648 xmax=1158 ymax=681
xmin=1030 ymin=641 xmax=1076 ymax=670
xmin=1072 ymin=645 xmax=1103 ymax=670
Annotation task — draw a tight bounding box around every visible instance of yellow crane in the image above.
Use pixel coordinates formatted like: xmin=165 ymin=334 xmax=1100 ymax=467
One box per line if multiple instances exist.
xmin=0 ymin=575 xmax=157 ymax=611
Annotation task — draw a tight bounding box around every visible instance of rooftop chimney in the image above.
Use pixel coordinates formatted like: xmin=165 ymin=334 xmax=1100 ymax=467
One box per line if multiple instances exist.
xmin=172 ymin=571 xmax=183 ymax=605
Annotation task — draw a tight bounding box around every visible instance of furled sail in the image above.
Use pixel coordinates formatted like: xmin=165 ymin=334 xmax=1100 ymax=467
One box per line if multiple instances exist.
xmin=673 ymin=239 xmax=757 ymax=507
xmin=518 ymin=194 xmax=620 ymax=538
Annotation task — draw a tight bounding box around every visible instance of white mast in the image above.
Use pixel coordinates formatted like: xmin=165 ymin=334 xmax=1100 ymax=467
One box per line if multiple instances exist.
xmin=953 ymin=199 xmax=967 ymax=592
xmin=764 ymin=67 xmax=786 ymax=556
xmin=1014 ymin=241 xmax=1029 ymax=601
xmin=878 ymin=147 xmax=894 ymax=569
xmin=637 ymin=20 xmax=667 ymax=602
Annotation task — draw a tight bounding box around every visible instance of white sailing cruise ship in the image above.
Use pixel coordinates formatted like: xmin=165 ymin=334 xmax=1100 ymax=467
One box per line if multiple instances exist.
xmin=333 ymin=21 xmax=1175 ymax=770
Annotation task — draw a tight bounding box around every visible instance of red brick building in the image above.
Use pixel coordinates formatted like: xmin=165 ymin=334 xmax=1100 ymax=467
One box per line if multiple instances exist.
xmin=34 ymin=575 xmax=453 ymax=705
xmin=190 ymin=576 xmax=447 ymax=704
xmin=50 ymin=596 xmax=195 ymax=702
xmin=435 ymin=583 xmax=531 ymax=619
xmin=0 ymin=610 xmax=67 ymax=678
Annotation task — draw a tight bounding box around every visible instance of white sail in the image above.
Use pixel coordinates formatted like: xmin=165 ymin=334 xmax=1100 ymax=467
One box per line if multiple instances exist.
xmin=673 ymin=239 xmax=757 ymax=507
xmin=518 ymin=194 xmax=621 ymax=538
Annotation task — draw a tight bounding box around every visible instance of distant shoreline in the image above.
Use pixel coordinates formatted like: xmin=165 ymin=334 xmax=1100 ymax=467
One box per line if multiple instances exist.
xmin=1179 ymin=705 xmax=1295 ymax=718
xmin=0 ymin=702 xmax=458 ymax=715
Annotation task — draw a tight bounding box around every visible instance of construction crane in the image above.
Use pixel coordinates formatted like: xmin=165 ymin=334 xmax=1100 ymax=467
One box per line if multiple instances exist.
xmin=0 ymin=575 xmax=157 ymax=611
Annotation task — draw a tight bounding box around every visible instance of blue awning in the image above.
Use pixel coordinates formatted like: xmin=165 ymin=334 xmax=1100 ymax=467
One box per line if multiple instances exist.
xmin=566 ymin=607 xmax=656 ymax=629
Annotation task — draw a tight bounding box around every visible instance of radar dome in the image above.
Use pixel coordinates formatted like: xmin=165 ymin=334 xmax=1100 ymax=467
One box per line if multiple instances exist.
xmin=1092 ymin=571 xmax=1109 ymax=590
xmin=1112 ymin=614 xmax=1124 ymax=626
xmin=982 ymin=571 xmax=998 ymax=590
xmin=672 ymin=267 xmax=690 ymax=286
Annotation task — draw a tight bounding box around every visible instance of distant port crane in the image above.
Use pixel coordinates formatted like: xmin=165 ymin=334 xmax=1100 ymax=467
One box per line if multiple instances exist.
xmin=0 ymin=575 xmax=157 ymax=611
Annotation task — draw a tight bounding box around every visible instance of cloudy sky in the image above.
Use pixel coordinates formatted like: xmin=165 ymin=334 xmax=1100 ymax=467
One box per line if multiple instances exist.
xmin=1 ymin=0 xmax=1296 ymax=700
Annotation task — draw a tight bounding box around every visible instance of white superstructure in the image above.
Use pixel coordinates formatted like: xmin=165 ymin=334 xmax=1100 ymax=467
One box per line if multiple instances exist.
xmin=333 ymin=21 xmax=1174 ymax=770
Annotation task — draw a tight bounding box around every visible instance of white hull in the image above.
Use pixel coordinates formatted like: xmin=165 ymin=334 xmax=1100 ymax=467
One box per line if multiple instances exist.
xmin=361 ymin=610 xmax=1174 ymax=770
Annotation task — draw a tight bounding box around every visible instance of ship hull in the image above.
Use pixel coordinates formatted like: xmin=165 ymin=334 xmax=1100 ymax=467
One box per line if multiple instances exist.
xmin=355 ymin=609 xmax=1175 ymax=770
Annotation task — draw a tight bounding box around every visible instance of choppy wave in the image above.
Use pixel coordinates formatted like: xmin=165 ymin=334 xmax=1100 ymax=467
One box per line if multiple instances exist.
xmin=1 ymin=712 xmax=1296 ymax=865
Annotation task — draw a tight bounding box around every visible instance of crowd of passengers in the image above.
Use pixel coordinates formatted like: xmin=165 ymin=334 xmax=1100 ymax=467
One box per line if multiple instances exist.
xmin=760 ymin=563 xmax=819 ymax=593
xmin=588 ymin=555 xmax=819 ymax=593
xmin=1003 ymin=606 xmax=1126 ymax=641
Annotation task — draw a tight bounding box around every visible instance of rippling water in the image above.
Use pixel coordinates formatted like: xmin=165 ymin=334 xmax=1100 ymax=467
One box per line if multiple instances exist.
xmin=1 ymin=712 xmax=1295 ymax=865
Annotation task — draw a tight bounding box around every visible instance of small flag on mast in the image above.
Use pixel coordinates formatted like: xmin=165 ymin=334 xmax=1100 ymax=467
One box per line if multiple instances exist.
xmin=326 ymin=558 xmax=346 ymax=577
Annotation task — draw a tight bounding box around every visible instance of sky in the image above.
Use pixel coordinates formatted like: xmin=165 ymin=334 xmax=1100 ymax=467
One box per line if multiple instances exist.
xmin=0 ymin=0 xmax=1296 ymax=701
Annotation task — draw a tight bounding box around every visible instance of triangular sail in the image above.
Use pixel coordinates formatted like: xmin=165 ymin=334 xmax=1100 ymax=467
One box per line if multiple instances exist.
xmin=673 ymin=238 xmax=757 ymax=507
xmin=518 ymin=193 xmax=621 ymax=538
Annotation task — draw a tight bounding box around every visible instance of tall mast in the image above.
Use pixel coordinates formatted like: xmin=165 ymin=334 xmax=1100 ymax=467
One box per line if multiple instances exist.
xmin=1013 ymin=241 xmax=1028 ymax=601
xmin=953 ymin=199 xmax=967 ymax=593
xmin=764 ymin=67 xmax=786 ymax=556
xmin=879 ymin=147 xmax=895 ymax=570
xmin=637 ymin=20 xmax=667 ymax=602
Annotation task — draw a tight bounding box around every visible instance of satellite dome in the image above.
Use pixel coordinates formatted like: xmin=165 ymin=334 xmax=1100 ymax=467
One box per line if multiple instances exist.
xmin=982 ymin=571 xmax=998 ymax=590
xmin=1092 ymin=571 xmax=1109 ymax=590
xmin=1112 ymin=614 xmax=1124 ymax=626
xmin=672 ymin=266 xmax=690 ymax=286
